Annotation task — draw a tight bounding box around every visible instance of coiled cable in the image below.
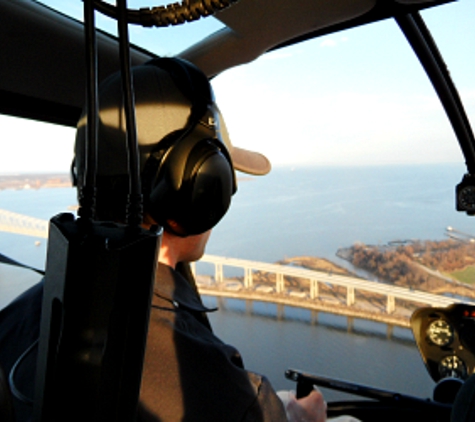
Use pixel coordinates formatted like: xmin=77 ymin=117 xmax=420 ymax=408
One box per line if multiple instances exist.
xmin=93 ymin=0 xmax=240 ymax=27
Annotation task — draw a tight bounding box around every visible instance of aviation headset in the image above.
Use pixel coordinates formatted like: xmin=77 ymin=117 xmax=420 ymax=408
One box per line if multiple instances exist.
xmin=141 ymin=57 xmax=236 ymax=236
xmin=73 ymin=57 xmax=236 ymax=236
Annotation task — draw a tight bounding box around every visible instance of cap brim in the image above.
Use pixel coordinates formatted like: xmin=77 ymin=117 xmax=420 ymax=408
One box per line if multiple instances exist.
xmin=216 ymin=106 xmax=271 ymax=176
xmin=229 ymin=146 xmax=271 ymax=176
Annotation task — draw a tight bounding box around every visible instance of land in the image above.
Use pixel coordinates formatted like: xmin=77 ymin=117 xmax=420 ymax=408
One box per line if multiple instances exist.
xmin=276 ymin=256 xmax=352 ymax=275
xmin=0 ymin=174 xmax=252 ymax=190
xmin=0 ymin=173 xmax=71 ymax=190
xmin=220 ymin=240 xmax=475 ymax=300
xmin=206 ymin=238 xmax=475 ymax=324
xmin=337 ymin=239 xmax=475 ymax=300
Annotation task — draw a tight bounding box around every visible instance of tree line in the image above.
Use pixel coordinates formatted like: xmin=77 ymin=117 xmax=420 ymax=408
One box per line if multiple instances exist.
xmin=348 ymin=239 xmax=475 ymax=289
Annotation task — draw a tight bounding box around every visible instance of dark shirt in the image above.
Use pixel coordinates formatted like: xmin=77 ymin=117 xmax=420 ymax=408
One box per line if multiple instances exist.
xmin=0 ymin=264 xmax=286 ymax=421
xmin=0 ymin=281 xmax=42 ymax=422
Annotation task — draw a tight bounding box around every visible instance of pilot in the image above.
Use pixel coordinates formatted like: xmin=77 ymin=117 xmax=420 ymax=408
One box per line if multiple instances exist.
xmin=0 ymin=57 xmax=326 ymax=422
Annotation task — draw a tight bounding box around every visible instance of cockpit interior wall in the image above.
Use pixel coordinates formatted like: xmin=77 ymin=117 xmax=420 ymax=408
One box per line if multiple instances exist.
xmin=182 ymin=0 xmax=376 ymax=76
xmin=0 ymin=0 xmax=154 ymax=126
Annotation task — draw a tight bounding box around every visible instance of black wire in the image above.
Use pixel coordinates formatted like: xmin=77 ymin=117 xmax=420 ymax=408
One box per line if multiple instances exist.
xmin=78 ymin=0 xmax=99 ymax=221
xmin=0 ymin=252 xmax=45 ymax=275
xmin=8 ymin=339 xmax=39 ymax=406
xmin=117 ymin=0 xmax=143 ymax=227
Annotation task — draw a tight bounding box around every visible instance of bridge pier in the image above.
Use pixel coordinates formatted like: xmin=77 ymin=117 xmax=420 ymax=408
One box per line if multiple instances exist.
xmin=215 ymin=263 xmax=224 ymax=284
xmin=310 ymin=279 xmax=319 ymax=299
xmin=387 ymin=295 xmax=395 ymax=314
xmin=244 ymin=267 xmax=253 ymax=288
xmin=276 ymin=273 xmax=285 ymax=293
xmin=347 ymin=286 xmax=355 ymax=306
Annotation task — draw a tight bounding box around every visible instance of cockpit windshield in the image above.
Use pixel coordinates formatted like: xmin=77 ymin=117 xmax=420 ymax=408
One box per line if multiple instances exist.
xmin=1 ymin=0 xmax=475 ymax=419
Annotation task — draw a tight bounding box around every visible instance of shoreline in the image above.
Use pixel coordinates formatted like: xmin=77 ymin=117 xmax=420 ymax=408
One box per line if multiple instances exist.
xmin=0 ymin=173 xmax=71 ymax=190
xmin=0 ymin=173 xmax=254 ymax=191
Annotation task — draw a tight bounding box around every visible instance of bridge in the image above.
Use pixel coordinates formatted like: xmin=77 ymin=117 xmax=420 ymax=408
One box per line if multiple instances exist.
xmin=2 ymin=209 xmax=475 ymax=327
xmin=193 ymin=255 xmax=475 ymax=327
xmin=0 ymin=209 xmax=48 ymax=238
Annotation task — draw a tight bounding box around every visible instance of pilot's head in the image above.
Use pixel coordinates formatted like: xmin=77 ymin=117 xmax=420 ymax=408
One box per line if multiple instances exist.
xmin=73 ymin=57 xmax=270 ymax=236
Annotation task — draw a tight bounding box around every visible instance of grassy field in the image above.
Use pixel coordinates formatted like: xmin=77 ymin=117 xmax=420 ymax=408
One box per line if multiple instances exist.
xmin=449 ymin=266 xmax=475 ymax=284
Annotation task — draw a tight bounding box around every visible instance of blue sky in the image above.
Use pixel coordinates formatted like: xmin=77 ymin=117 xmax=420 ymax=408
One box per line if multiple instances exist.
xmin=0 ymin=0 xmax=474 ymax=173
xmin=212 ymin=0 xmax=475 ymax=167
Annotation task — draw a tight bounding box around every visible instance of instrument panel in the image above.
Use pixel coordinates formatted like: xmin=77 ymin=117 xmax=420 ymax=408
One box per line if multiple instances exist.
xmin=411 ymin=304 xmax=475 ymax=382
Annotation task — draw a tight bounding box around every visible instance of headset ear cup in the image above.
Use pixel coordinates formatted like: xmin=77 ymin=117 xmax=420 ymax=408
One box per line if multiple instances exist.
xmin=184 ymin=149 xmax=233 ymax=234
xmin=148 ymin=140 xmax=234 ymax=236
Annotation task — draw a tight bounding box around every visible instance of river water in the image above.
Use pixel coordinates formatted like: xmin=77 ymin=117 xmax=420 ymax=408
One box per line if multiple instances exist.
xmin=2 ymin=163 xmax=472 ymax=401
xmin=202 ymin=297 xmax=433 ymax=401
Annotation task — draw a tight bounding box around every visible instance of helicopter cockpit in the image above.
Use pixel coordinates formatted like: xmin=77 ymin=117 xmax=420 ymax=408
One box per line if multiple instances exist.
xmin=1 ymin=0 xmax=474 ymax=421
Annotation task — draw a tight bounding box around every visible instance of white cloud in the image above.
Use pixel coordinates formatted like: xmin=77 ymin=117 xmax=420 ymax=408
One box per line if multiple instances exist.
xmin=262 ymin=50 xmax=296 ymax=61
xmin=320 ymin=38 xmax=337 ymax=48
xmin=319 ymin=36 xmax=349 ymax=48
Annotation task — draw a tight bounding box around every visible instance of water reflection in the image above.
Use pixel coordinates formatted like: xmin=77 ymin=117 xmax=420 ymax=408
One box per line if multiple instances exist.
xmin=203 ymin=296 xmax=435 ymax=402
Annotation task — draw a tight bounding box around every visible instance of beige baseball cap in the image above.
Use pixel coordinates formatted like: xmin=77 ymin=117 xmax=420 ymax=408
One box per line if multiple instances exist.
xmin=75 ymin=61 xmax=271 ymax=183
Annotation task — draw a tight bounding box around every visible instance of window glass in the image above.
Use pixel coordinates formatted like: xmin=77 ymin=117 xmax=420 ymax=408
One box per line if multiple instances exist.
xmin=205 ymin=1 xmax=475 ymax=396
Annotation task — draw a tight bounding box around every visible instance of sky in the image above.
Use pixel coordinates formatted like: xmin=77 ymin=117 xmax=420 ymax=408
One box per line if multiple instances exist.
xmin=0 ymin=0 xmax=474 ymax=173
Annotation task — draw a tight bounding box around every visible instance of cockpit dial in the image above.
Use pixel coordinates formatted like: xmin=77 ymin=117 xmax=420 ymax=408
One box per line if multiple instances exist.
xmin=438 ymin=355 xmax=467 ymax=379
xmin=427 ymin=319 xmax=454 ymax=347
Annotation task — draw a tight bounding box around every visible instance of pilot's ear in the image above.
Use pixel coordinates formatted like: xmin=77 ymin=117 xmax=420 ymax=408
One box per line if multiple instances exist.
xmin=166 ymin=220 xmax=186 ymax=236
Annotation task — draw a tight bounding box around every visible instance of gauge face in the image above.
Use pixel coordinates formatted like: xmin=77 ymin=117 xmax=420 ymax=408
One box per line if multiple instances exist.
xmin=458 ymin=186 xmax=475 ymax=211
xmin=427 ymin=319 xmax=454 ymax=346
xmin=438 ymin=355 xmax=467 ymax=379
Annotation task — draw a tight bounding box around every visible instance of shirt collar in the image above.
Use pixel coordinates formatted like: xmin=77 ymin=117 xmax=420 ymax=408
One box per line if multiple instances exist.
xmin=153 ymin=263 xmax=216 ymax=313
